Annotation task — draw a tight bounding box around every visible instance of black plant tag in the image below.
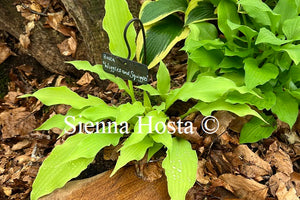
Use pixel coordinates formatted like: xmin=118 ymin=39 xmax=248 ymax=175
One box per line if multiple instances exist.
xmin=102 ymin=53 xmax=148 ymax=84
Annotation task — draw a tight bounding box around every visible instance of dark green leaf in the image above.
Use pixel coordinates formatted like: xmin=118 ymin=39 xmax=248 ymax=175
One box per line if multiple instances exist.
xmin=140 ymin=0 xmax=188 ymax=25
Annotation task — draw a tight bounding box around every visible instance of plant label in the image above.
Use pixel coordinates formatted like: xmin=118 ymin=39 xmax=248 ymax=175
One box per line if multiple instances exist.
xmin=102 ymin=53 xmax=148 ymax=84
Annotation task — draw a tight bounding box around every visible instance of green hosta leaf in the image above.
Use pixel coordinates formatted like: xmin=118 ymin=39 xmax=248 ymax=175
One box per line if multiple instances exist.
xmin=103 ymin=0 xmax=136 ymax=59
xmin=36 ymin=114 xmax=66 ymax=131
xmin=290 ymin=89 xmax=300 ymax=100
xmin=227 ymin=20 xmax=257 ymax=41
xmin=240 ymin=114 xmax=276 ymax=143
xmin=291 ymin=64 xmax=300 ymax=82
xmin=189 ymin=99 xmax=265 ymax=121
xmin=137 ymin=15 xmax=189 ymax=69
xmin=283 ymin=17 xmax=300 ymax=41
xmin=162 ymin=137 xmax=197 ymax=200
xmin=143 ymin=91 xmax=152 ymax=111
xmin=238 ymin=0 xmax=280 ymax=32
xmin=68 ymin=61 xmax=131 ymax=95
xmin=136 ymin=84 xmax=160 ymax=96
xmin=275 ymin=52 xmax=293 ymax=70
xmin=189 ymin=47 xmax=224 ymax=70
xmin=219 ymin=56 xmax=244 ymax=69
xmin=185 ymin=0 xmax=216 ymax=25
xmin=157 ymin=62 xmax=170 ymax=97
xmin=186 ymin=59 xmax=201 ymax=82
xmin=218 ymin=0 xmax=240 ymax=40
xmin=226 ymin=87 xmax=276 ymax=110
xmin=282 ymin=44 xmax=300 ymax=65
xmin=123 ymin=110 xmax=168 ymax=147
xmin=80 ymin=104 xmax=117 ymax=121
xmin=140 ymin=0 xmax=188 ymax=26
xmin=187 ymin=22 xmax=218 ymax=41
xmin=256 ymin=28 xmax=291 ymax=45
xmin=244 ymin=58 xmax=279 ymax=89
xmin=183 ymin=39 xmax=224 ymax=53
xmin=166 ymin=75 xmax=258 ymax=109
xmin=147 ymin=143 xmax=164 ymax=161
xmin=31 ymin=133 xmax=122 ymax=200
xmin=225 ymin=48 xmax=253 ymax=58
xmin=150 ymin=128 xmax=173 ymax=150
xmin=20 ymin=86 xmax=91 ymax=109
xmin=116 ymin=102 xmax=145 ymax=124
xmin=274 ymin=0 xmax=299 ymax=26
xmin=60 ymin=115 xmax=91 ymax=136
xmin=271 ymin=91 xmax=298 ymax=128
xmin=111 ymin=135 xmax=154 ymax=176
xmin=153 ymin=102 xmax=166 ymax=112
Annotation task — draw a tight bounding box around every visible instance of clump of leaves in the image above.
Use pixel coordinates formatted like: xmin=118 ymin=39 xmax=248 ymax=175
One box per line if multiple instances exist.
xmin=136 ymin=0 xmax=218 ymax=68
xmin=25 ymin=59 xmax=263 ymax=200
xmin=183 ymin=0 xmax=300 ymax=143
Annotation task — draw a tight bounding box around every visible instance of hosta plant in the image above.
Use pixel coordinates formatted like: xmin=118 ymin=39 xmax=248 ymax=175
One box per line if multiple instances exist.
xmin=24 ymin=59 xmax=264 ymax=200
xmin=183 ymin=0 xmax=300 ymax=143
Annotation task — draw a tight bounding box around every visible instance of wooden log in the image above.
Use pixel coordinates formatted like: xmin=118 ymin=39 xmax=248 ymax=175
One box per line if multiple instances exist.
xmin=40 ymin=166 xmax=170 ymax=200
xmin=0 ymin=0 xmax=76 ymax=75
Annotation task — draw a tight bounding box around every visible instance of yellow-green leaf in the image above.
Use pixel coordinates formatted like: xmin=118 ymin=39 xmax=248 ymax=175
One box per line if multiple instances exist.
xmin=103 ymin=0 xmax=136 ymax=59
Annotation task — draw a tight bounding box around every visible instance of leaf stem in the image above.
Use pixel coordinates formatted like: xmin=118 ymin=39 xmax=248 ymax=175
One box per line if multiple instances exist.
xmin=128 ymin=80 xmax=136 ymax=103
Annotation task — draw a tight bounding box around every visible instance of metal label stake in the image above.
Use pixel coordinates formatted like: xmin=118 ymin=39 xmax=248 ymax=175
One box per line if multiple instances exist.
xmin=102 ymin=18 xmax=148 ymax=84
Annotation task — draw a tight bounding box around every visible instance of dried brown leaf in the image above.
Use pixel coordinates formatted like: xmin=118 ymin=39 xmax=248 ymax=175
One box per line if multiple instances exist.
xmin=291 ymin=172 xmax=300 ymax=196
xmin=0 ymin=43 xmax=13 ymax=64
xmin=214 ymin=111 xmax=235 ymax=136
xmin=196 ymin=159 xmax=210 ymax=184
xmin=219 ymin=174 xmax=268 ymax=200
xmin=76 ymin=72 xmax=94 ymax=86
xmin=19 ymin=34 xmax=30 ymax=49
xmin=139 ymin=162 xmax=163 ymax=182
xmin=229 ymin=145 xmax=272 ymax=181
xmin=2 ymin=187 xmax=12 ymax=196
xmin=276 ymin=182 xmax=298 ymax=200
xmin=25 ymin=21 xmax=35 ymax=35
xmin=269 ymin=172 xmax=292 ymax=197
xmin=103 ymin=145 xmax=120 ymax=161
xmin=29 ymin=3 xmax=42 ymax=13
xmin=0 ymin=107 xmax=37 ymax=138
xmin=57 ymin=37 xmax=77 ymax=56
xmin=46 ymin=11 xmax=64 ymax=30
xmin=11 ymin=140 xmax=31 ymax=151
xmin=265 ymin=141 xmax=293 ymax=176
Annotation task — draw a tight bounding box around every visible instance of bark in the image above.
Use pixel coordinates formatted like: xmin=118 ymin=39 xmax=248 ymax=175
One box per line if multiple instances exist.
xmin=0 ymin=0 xmax=76 ymax=75
xmin=0 ymin=0 xmax=141 ymax=75
xmin=60 ymin=0 xmax=141 ymax=65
